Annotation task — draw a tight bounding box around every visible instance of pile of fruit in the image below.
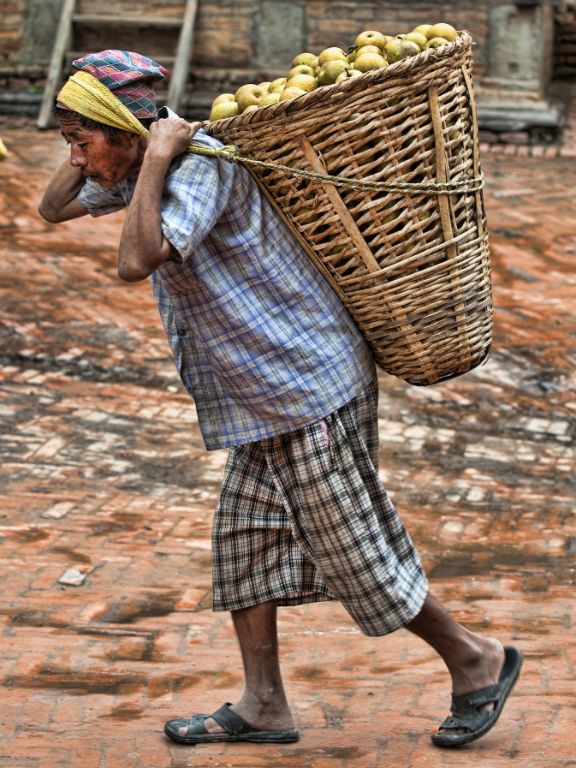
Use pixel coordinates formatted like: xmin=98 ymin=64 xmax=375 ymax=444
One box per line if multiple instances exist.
xmin=209 ymin=22 xmax=459 ymax=121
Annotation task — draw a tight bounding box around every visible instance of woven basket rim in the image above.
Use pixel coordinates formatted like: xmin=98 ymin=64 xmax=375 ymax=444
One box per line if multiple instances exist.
xmin=205 ymin=30 xmax=473 ymax=132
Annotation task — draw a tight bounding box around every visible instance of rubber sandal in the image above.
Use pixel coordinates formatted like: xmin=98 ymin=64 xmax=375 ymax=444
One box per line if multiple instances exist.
xmin=164 ymin=702 xmax=300 ymax=744
xmin=431 ymin=646 xmax=523 ymax=747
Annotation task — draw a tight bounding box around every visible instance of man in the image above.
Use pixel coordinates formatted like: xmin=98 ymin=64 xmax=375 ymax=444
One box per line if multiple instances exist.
xmin=39 ymin=50 xmax=522 ymax=749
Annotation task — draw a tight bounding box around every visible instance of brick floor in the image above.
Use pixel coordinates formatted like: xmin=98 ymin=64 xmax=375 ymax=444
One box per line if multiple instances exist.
xmin=0 ymin=116 xmax=575 ymax=768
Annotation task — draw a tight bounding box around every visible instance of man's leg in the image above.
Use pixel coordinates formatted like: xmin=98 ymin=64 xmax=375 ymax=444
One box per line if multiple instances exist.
xmin=406 ymin=592 xmax=504 ymax=696
xmin=174 ymin=600 xmax=295 ymax=737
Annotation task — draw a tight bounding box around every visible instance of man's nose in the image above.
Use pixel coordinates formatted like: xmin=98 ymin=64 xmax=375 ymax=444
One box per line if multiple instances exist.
xmin=70 ymin=144 xmax=86 ymax=167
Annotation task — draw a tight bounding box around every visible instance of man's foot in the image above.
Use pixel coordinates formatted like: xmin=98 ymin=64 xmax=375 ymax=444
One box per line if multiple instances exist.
xmin=165 ymin=702 xmax=299 ymax=744
xmin=432 ymin=646 xmax=523 ymax=747
xmin=449 ymin=636 xmax=505 ymax=698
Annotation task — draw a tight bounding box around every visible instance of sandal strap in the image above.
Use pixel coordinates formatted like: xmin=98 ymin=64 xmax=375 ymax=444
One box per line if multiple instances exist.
xmin=211 ymin=703 xmax=252 ymax=736
xmin=450 ymin=683 xmax=500 ymax=716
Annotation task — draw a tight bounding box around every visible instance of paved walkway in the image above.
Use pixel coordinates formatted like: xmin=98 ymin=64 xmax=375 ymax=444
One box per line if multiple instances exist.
xmin=0 ymin=117 xmax=574 ymax=768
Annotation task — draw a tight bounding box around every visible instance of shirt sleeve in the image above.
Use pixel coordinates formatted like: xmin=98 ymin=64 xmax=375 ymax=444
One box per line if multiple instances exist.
xmin=160 ymin=137 xmax=236 ymax=260
xmin=76 ymin=178 xmax=128 ymax=217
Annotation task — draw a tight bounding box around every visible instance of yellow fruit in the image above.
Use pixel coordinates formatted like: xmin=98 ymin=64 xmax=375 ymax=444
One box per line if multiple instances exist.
xmin=291 ymin=52 xmax=318 ymax=69
xmin=285 ymin=74 xmax=318 ymax=92
xmin=385 ymin=37 xmax=421 ymax=63
xmin=242 ymin=104 xmax=259 ymax=113
xmin=317 ymin=59 xmax=351 ymax=85
xmin=258 ymin=92 xmax=281 ymax=107
xmin=268 ymin=77 xmax=287 ymax=92
xmin=0 ymin=137 xmax=8 ymax=160
xmin=287 ymin=64 xmax=316 ymax=78
xmin=355 ymin=30 xmax=389 ymax=49
xmin=209 ymin=100 xmax=239 ymax=121
xmin=318 ymin=46 xmax=348 ymax=66
xmin=426 ymin=23 xmax=458 ymax=41
xmin=354 ymin=52 xmax=388 ymax=72
xmin=279 ymin=86 xmax=307 ymax=101
xmin=335 ymin=68 xmax=363 ymax=83
xmin=212 ymin=93 xmax=236 ymax=106
xmin=355 ymin=45 xmax=382 ymax=57
xmin=412 ymin=24 xmax=433 ymax=37
xmin=259 ymin=81 xmax=271 ymax=91
xmin=404 ymin=31 xmax=428 ymax=50
xmin=235 ymin=83 xmax=269 ymax=112
xmin=426 ymin=37 xmax=450 ymax=49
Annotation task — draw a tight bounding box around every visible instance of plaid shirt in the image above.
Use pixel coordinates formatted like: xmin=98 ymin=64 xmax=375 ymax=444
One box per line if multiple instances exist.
xmin=78 ymin=128 xmax=375 ymax=450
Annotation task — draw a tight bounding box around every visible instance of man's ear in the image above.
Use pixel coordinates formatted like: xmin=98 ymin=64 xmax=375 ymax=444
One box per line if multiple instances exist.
xmin=127 ymin=132 xmax=148 ymax=156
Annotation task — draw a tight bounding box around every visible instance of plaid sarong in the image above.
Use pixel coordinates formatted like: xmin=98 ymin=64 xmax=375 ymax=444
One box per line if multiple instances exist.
xmin=212 ymin=381 xmax=428 ymax=636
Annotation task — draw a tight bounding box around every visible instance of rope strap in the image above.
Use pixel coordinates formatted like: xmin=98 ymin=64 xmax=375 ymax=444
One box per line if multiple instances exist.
xmin=186 ymin=140 xmax=484 ymax=195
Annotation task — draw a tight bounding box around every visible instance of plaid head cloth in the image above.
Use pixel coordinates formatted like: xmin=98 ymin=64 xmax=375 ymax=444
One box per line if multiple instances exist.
xmin=72 ymin=50 xmax=168 ymax=117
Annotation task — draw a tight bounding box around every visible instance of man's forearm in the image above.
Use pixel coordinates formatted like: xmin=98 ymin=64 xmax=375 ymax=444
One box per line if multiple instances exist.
xmin=117 ymin=152 xmax=173 ymax=282
xmin=38 ymin=161 xmax=87 ymax=222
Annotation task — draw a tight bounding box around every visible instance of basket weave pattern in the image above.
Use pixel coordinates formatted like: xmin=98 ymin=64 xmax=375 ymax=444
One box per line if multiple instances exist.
xmin=206 ymin=32 xmax=492 ymax=386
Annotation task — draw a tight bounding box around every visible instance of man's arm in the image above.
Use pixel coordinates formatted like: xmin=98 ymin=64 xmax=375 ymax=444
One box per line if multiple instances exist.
xmin=117 ymin=118 xmax=200 ymax=283
xmin=38 ymin=161 xmax=89 ymax=223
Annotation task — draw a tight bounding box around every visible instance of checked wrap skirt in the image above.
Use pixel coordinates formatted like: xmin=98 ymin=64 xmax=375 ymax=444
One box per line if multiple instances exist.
xmin=211 ymin=380 xmax=428 ymax=636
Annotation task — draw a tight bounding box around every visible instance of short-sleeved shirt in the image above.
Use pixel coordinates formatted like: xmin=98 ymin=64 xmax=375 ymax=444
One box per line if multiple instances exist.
xmin=77 ymin=128 xmax=376 ymax=450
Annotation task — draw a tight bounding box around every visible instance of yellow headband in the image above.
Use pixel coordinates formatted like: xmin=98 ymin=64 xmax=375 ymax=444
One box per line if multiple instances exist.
xmin=57 ymin=70 xmax=240 ymax=164
xmin=57 ymin=71 xmax=148 ymax=136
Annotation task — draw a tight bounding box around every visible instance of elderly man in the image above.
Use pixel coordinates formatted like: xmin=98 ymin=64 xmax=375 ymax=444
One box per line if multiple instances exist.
xmin=39 ymin=50 xmax=522 ymax=749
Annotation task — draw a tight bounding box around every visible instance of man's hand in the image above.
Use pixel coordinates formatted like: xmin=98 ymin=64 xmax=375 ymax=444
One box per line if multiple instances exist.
xmin=38 ymin=161 xmax=88 ymax=223
xmin=146 ymin=118 xmax=202 ymax=163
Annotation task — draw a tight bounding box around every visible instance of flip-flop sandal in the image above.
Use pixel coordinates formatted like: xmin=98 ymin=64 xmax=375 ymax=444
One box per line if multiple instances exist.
xmin=432 ymin=646 xmax=523 ymax=747
xmin=164 ymin=702 xmax=300 ymax=744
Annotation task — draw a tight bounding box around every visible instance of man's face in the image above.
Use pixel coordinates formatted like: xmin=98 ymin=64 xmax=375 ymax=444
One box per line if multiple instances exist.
xmin=58 ymin=113 xmax=144 ymax=189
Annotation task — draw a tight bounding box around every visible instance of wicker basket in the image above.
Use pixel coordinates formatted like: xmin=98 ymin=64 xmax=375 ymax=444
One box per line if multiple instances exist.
xmin=205 ymin=32 xmax=492 ymax=386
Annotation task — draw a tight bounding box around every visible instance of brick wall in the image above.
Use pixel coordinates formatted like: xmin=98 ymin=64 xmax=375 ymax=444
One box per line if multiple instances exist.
xmin=0 ymin=0 xmax=496 ymax=70
xmin=0 ymin=0 xmax=25 ymax=63
xmin=0 ymin=0 xmax=565 ymax=120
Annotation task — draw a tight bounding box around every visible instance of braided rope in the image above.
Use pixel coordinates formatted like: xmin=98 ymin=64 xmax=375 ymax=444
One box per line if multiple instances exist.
xmin=186 ymin=141 xmax=484 ymax=195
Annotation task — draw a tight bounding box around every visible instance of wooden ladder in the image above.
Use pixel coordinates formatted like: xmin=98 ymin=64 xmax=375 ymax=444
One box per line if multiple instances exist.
xmin=37 ymin=0 xmax=198 ymax=129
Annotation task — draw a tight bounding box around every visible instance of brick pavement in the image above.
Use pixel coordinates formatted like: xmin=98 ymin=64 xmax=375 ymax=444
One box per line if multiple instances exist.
xmin=0 ymin=118 xmax=575 ymax=768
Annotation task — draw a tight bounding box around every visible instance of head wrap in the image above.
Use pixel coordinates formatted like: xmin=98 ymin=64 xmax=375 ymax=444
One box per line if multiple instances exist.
xmin=57 ymin=50 xmax=167 ymax=132
xmin=71 ymin=50 xmax=167 ymax=117
xmin=56 ymin=50 xmax=230 ymax=162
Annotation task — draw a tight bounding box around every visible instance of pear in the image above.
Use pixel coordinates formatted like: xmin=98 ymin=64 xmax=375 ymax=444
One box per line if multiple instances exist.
xmin=404 ymin=31 xmax=428 ymax=50
xmin=291 ymin=52 xmax=318 ymax=69
xmin=426 ymin=37 xmax=450 ymax=49
xmin=287 ymin=64 xmax=316 ymax=79
xmin=209 ymin=100 xmax=239 ymax=121
xmin=355 ymin=44 xmax=382 ymax=57
xmin=355 ymin=30 xmax=389 ymax=49
xmin=279 ymin=86 xmax=308 ymax=101
xmin=385 ymin=37 xmax=421 ymax=63
xmin=212 ymin=92 xmax=236 ymax=107
xmin=335 ymin=68 xmax=363 ymax=83
xmin=235 ymin=83 xmax=269 ymax=112
xmin=285 ymin=74 xmax=318 ymax=92
xmin=317 ymin=59 xmax=351 ymax=85
xmin=318 ymin=47 xmax=348 ymax=66
xmin=412 ymin=24 xmax=433 ymax=37
xmin=354 ymin=52 xmax=388 ymax=72
xmin=426 ymin=23 xmax=458 ymax=41
xmin=258 ymin=92 xmax=281 ymax=107
xmin=268 ymin=77 xmax=287 ymax=93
